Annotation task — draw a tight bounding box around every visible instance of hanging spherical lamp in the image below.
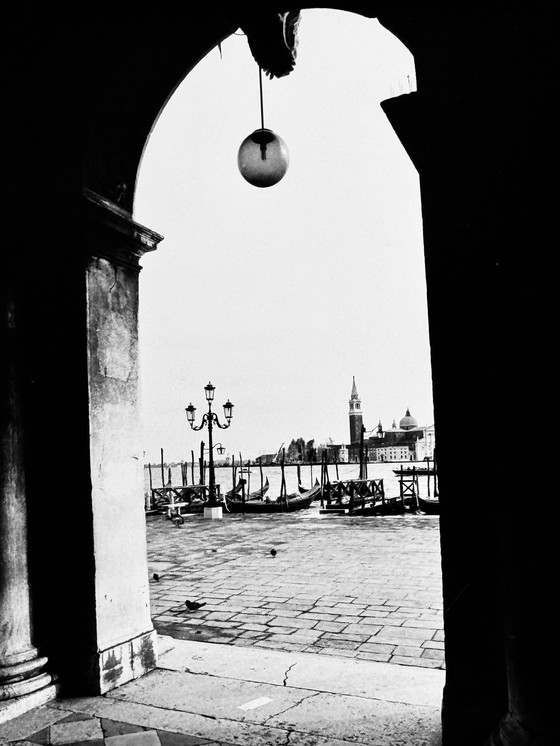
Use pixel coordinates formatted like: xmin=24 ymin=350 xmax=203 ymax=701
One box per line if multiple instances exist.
xmin=237 ymin=66 xmax=289 ymax=188
xmin=238 ymin=128 xmax=289 ymax=187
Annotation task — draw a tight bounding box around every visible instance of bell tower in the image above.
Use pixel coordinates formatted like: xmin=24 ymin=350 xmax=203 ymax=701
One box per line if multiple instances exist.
xmin=349 ymin=376 xmax=363 ymax=444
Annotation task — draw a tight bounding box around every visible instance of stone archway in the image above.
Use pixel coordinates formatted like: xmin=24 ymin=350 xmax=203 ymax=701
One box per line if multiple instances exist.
xmin=2 ymin=6 xmax=551 ymax=745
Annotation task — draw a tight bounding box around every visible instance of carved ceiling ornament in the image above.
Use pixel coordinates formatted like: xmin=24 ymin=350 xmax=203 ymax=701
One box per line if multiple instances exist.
xmin=238 ymin=9 xmax=301 ymax=78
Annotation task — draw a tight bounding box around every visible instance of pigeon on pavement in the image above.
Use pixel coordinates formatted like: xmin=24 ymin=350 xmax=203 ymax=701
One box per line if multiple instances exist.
xmin=185 ymin=600 xmax=206 ymax=611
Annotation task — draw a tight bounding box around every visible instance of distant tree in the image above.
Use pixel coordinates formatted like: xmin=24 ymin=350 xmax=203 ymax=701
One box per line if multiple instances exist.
xmin=286 ymin=438 xmax=305 ymax=463
xmin=285 ymin=439 xmax=295 ymax=462
xmin=305 ymin=439 xmax=316 ymax=462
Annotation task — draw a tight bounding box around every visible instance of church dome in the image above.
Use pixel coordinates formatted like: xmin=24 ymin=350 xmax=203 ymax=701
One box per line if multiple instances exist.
xmin=399 ymin=408 xmax=418 ymax=430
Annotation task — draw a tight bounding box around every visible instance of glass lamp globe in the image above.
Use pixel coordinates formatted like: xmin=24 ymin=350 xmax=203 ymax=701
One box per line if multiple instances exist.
xmin=238 ymin=128 xmax=289 ymax=188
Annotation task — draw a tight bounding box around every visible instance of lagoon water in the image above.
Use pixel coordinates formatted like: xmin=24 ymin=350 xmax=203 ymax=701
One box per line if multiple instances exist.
xmin=144 ymin=460 xmax=437 ymax=502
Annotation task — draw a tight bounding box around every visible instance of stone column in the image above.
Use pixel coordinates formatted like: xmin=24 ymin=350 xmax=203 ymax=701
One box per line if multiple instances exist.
xmin=379 ymin=14 xmax=552 ymax=741
xmin=0 ymin=281 xmax=51 ymax=703
xmin=380 ymin=82 xmax=509 ymax=745
xmin=79 ymin=190 xmax=164 ymax=693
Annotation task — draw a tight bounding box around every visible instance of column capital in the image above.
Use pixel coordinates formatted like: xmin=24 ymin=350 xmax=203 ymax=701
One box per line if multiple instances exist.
xmin=83 ymin=189 xmax=164 ymax=269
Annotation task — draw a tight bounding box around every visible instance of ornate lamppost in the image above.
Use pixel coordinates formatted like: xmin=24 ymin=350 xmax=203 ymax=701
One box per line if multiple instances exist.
xmin=185 ymin=382 xmax=234 ymax=519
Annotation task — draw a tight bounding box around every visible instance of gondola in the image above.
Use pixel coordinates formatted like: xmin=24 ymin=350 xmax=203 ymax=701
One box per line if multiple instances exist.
xmin=392 ymin=466 xmax=436 ymax=476
xmin=224 ymin=480 xmax=245 ymax=499
xmin=417 ymin=495 xmax=440 ymax=514
xmin=246 ymin=477 xmax=270 ymax=500
xmin=226 ymin=477 xmax=270 ymax=502
xmin=224 ymin=484 xmax=319 ymax=513
xmin=297 ymin=477 xmax=320 ymax=495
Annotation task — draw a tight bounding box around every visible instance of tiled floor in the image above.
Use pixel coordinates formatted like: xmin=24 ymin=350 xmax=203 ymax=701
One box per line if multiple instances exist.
xmin=1 ymin=708 xmax=233 ymax=745
xmin=18 ymin=712 xmax=161 ymax=745
xmin=147 ymin=508 xmax=444 ymax=669
xmin=2 ymin=509 xmax=444 ymax=745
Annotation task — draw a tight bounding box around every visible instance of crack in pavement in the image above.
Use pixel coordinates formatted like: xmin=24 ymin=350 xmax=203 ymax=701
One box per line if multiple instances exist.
xmin=283 ymin=661 xmax=298 ymax=687
xmin=262 ymin=691 xmax=321 ymax=725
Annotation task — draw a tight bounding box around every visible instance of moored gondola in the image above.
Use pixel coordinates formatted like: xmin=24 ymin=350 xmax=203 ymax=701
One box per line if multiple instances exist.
xmin=298 ymin=477 xmax=320 ymax=495
xmin=417 ymin=495 xmax=440 ymax=514
xmin=246 ymin=477 xmax=270 ymax=501
xmin=392 ymin=466 xmax=436 ymax=476
xmin=224 ymin=484 xmax=319 ymax=513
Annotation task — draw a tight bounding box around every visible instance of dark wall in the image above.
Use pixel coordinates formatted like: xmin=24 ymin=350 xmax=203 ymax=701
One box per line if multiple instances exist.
xmin=380 ymin=8 xmax=551 ymax=744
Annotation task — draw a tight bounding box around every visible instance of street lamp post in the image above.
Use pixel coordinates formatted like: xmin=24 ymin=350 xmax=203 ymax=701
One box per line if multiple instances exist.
xmin=200 ymin=442 xmax=227 ymax=481
xmin=185 ymin=382 xmax=234 ymax=519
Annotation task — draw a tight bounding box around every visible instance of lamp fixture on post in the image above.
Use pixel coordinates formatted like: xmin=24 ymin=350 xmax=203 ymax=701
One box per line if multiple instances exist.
xmin=185 ymin=382 xmax=234 ymax=519
xmin=202 ymin=442 xmax=227 ymax=458
xmin=238 ymin=66 xmax=289 ymax=188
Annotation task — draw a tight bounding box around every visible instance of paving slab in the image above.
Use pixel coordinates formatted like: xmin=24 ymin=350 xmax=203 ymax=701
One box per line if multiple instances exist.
xmin=46 ymin=698 xmax=294 ymax=746
xmin=106 ymin=667 xmax=318 ymax=725
xmin=266 ymin=691 xmax=441 ymax=745
xmin=49 ymin=715 xmax=104 ymax=743
xmin=0 ymin=705 xmax=67 ymax=741
xmin=1 ymin=636 xmax=442 ymax=745
xmin=156 ymin=637 xmax=444 ymax=708
xmin=147 ymin=510 xmax=444 ymax=670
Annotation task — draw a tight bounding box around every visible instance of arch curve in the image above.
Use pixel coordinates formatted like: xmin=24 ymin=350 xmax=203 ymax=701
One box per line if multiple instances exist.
xmin=82 ymin=5 xmax=403 ymax=213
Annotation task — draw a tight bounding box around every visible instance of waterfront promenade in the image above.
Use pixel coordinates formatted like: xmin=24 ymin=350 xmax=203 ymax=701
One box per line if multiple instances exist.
xmin=1 ymin=506 xmax=444 ymax=745
xmin=147 ymin=505 xmax=444 ymax=668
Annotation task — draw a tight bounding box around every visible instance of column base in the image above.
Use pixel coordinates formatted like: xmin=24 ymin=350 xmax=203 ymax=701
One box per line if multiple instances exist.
xmin=0 ymin=671 xmax=52 ymax=701
xmin=0 ymin=680 xmax=58 ymax=725
xmin=204 ymin=506 xmax=223 ymax=520
xmin=92 ymin=629 xmax=158 ymax=695
xmin=0 ymin=648 xmax=55 ymax=724
xmin=0 ymin=649 xmax=51 ymax=702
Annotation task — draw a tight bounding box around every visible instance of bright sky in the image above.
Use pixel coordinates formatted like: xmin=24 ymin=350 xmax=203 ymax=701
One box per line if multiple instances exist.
xmin=134 ymin=9 xmax=434 ymax=464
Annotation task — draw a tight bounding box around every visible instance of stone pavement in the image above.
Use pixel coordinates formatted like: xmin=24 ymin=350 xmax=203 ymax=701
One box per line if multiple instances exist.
xmin=147 ymin=506 xmax=444 ymax=669
xmin=0 ymin=506 xmax=445 ymax=745
xmin=0 ymin=636 xmax=443 ymax=745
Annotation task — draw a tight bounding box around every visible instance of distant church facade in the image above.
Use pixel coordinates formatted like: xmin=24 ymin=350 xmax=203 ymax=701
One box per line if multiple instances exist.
xmin=336 ymin=377 xmax=435 ymax=463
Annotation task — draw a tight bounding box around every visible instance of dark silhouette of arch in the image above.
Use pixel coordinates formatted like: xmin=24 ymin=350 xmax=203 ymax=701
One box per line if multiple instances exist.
xmin=2 ymin=6 xmax=551 ymax=744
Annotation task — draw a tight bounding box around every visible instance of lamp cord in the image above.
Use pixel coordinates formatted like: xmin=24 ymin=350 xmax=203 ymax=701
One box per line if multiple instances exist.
xmin=259 ymin=66 xmax=265 ymax=130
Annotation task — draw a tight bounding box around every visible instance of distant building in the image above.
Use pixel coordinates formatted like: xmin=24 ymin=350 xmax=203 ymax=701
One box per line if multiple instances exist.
xmin=256 ymin=453 xmax=279 ymax=465
xmin=330 ymin=378 xmax=435 ymax=463
xmin=363 ymin=414 xmax=436 ymax=462
xmin=337 ymin=444 xmax=349 ymax=463
xmin=348 ymin=376 xmax=363 ymax=444
xmin=256 ymin=443 xmax=285 ymax=465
